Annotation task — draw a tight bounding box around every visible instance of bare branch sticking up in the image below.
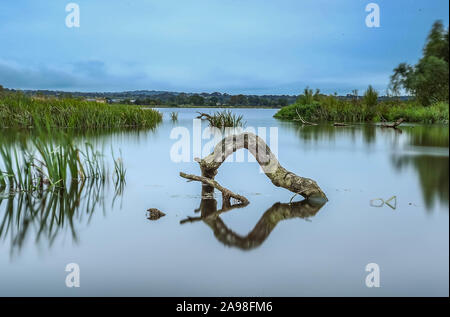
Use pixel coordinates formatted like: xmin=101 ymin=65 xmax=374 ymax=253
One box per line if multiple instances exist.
xmin=293 ymin=109 xmax=318 ymax=126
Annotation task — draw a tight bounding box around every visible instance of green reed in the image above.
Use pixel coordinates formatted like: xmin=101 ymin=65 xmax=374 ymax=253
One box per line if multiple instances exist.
xmin=207 ymin=110 xmax=245 ymax=128
xmin=112 ymin=149 xmax=126 ymax=183
xmin=0 ymin=93 xmax=162 ymax=129
xmin=0 ymin=133 xmax=124 ymax=193
xmin=170 ymin=111 xmax=179 ymax=122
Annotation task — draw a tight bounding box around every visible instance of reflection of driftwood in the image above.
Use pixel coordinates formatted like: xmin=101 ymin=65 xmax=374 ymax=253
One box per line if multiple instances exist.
xmin=369 ymin=196 xmax=397 ymax=210
xmin=180 ymin=185 xmax=326 ymax=250
xmin=181 ymin=132 xmax=327 ymax=202
xmin=381 ymin=118 xmax=404 ymax=128
xmin=293 ymin=109 xmax=318 ymax=126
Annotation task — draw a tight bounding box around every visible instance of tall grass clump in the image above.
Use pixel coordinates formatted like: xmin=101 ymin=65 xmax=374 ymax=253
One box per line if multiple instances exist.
xmin=112 ymin=150 xmax=126 ymax=184
xmin=170 ymin=111 xmax=179 ymax=122
xmin=205 ymin=110 xmax=245 ymax=128
xmin=0 ymin=93 xmax=162 ymax=129
xmin=0 ymin=131 xmax=127 ymax=193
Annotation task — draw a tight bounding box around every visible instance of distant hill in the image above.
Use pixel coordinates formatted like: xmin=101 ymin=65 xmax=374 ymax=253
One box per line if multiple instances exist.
xmin=3 ymin=88 xmax=412 ymax=107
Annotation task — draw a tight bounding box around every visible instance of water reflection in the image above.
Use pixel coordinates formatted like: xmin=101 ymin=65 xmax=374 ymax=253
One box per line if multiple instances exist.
xmin=180 ymin=185 xmax=326 ymax=250
xmin=403 ymin=125 xmax=449 ymax=148
xmin=0 ymin=179 xmax=122 ymax=256
xmin=391 ymin=155 xmax=449 ymax=210
xmin=281 ymin=123 xmax=379 ymax=144
xmin=0 ymin=127 xmax=152 ymax=147
xmin=282 ymin=122 xmax=449 ymax=209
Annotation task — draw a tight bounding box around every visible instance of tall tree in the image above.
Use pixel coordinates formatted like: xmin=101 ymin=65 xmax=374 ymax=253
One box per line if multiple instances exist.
xmin=390 ymin=20 xmax=449 ymax=105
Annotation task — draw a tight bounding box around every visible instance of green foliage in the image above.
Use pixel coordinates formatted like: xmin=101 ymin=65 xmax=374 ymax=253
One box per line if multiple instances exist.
xmin=0 ymin=130 xmax=130 ymax=193
xmin=0 ymin=93 xmax=162 ymax=129
xmin=362 ymin=85 xmax=378 ymax=108
xmin=206 ymin=110 xmax=245 ymax=128
xmin=296 ymin=87 xmax=315 ymax=105
xmin=274 ymin=93 xmax=449 ymax=124
xmin=390 ymin=20 xmax=449 ymax=105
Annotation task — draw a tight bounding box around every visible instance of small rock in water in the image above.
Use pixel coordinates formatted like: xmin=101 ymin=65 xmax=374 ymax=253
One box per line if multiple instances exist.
xmin=147 ymin=208 xmax=166 ymax=220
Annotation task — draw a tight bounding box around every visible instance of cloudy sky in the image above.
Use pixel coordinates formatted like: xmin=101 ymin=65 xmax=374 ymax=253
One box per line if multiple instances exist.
xmin=0 ymin=0 xmax=448 ymax=94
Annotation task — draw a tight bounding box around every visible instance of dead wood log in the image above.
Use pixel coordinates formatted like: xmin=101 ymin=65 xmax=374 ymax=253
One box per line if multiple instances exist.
xmin=381 ymin=118 xmax=404 ymax=128
xmin=293 ymin=109 xmax=318 ymax=126
xmin=180 ymin=172 xmax=249 ymax=205
xmin=333 ymin=122 xmax=350 ymax=127
xmin=196 ymin=112 xmax=213 ymax=120
xmin=181 ymin=132 xmax=327 ymax=201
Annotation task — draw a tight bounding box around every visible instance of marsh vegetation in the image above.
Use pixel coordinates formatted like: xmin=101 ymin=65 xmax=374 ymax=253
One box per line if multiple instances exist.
xmin=0 ymin=131 xmax=126 ymax=193
xmin=274 ymin=88 xmax=449 ymax=124
xmin=196 ymin=110 xmax=245 ymax=128
xmin=0 ymin=93 xmax=162 ymax=129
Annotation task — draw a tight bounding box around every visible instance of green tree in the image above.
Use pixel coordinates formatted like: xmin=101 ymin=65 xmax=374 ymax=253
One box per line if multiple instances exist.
xmin=277 ymin=98 xmax=288 ymax=107
xmin=189 ymin=94 xmax=204 ymax=106
xmin=362 ymin=85 xmax=378 ymax=108
xmin=390 ymin=20 xmax=449 ymax=105
xmin=229 ymin=94 xmax=247 ymax=106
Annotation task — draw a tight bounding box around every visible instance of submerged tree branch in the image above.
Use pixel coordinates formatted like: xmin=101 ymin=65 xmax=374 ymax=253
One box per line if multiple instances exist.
xmin=180 ymin=172 xmax=249 ymax=205
xmin=381 ymin=118 xmax=404 ymax=128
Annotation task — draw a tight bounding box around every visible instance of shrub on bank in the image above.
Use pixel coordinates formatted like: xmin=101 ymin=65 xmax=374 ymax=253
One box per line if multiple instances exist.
xmin=274 ymin=100 xmax=449 ymax=124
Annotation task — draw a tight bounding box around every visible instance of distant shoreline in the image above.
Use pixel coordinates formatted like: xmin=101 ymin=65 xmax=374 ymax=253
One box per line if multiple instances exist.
xmin=145 ymin=105 xmax=281 ymax=109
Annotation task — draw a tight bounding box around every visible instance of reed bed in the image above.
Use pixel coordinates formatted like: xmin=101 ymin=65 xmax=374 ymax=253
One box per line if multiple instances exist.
xmin=203 ymin=110 xmax=245 ymax=128
xmin=274 ymin=97 xmax=449 ymax=124
xmin=0 ymin=93 xmax=162 ymax=129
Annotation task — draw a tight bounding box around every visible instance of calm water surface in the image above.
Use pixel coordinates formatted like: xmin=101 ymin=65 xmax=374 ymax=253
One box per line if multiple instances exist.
xmin=0 ymin=108 xmax=448 ymax=296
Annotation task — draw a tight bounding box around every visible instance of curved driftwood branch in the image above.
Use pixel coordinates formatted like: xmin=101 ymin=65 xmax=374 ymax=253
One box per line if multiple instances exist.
xmin=196 ymin=112 xmax=213 ymax=120
xmin=190 ymin=132 xmax=326 ymax=200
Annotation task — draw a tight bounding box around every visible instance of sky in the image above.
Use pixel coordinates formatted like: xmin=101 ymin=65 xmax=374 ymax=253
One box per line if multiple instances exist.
xmin=0 ymin=0 xmax=448 ymax=95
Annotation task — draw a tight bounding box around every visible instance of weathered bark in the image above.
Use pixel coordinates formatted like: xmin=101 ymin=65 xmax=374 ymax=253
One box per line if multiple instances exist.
xmin=381 ymin=118 xmax=404 ymax=128
xmin=180 ymin=172 xmax=249 ymax=206
xmin=190 ymin=132 xmax=327 ymax=200
xmin=196 ymin=112 xmax=213 ymax=120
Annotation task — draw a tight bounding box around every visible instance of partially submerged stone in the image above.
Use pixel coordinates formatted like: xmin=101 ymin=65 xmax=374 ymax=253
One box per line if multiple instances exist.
xmin=147 ymin=208 xmax=166 ymax=220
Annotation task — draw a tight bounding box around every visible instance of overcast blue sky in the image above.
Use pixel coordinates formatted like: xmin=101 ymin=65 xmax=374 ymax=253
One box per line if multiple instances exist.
xmin=0 ymin=0 xmax=448 ymax=95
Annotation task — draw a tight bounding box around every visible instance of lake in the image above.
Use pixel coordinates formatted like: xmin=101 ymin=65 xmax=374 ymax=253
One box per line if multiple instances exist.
xmin=0 ymin=108 xmax=448 ymax=296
